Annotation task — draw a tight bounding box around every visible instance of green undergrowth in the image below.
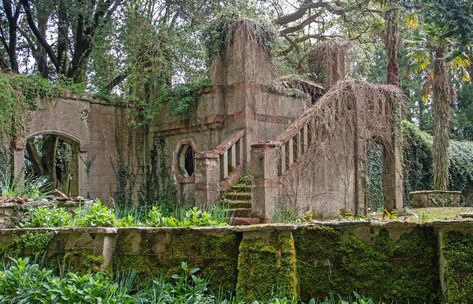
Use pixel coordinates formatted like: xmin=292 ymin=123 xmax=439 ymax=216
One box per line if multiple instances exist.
xmin=294 ymin=225 xmax=439 ymax=303
xmin=20 ymin=200 xmax=228 ymax=228
xmin=0 ymin=257 xmax=377 ymax=303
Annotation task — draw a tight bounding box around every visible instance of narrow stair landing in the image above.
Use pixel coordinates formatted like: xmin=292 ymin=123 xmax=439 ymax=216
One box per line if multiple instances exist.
xmin=222 ymin=175 xmax=260 ymax=225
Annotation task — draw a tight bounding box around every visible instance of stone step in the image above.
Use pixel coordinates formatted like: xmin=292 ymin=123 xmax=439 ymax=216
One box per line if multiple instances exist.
xmin=226 ymin=208 xmax=252 ymax=217
xmin=224 ymin=192 xmax=251 ymax=200
xmin=232 ymin=217 xmax=260 ymax=226
xmin=222 ymin=200 xmax=251 ymax=208
xmin=229 ymin=184 xmax=252 ymax=192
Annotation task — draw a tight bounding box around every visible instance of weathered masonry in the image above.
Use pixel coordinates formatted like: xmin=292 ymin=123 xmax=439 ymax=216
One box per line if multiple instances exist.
xmin=1 ymin=221 xmax=473 ymax=303
xmin=13 ymin=19 xmax=403 ymax=219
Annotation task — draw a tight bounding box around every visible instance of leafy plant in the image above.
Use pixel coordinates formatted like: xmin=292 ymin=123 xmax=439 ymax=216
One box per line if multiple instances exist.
xmin=0 ymin=258 xmax=133 ymax=304
xmin=21 ymin=207 xmax=72 ymax=228
xmin=72 ymin=200 xmax=117 ymax=227
xmin=0 ymin=173 xmax=53 ymax=201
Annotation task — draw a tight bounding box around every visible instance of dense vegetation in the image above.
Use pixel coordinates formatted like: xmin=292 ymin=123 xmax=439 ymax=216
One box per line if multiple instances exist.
xmin=0 ymin=258 xmax=380 ymax=303
xmin=20 ymin=200 xmax=228 ymax=228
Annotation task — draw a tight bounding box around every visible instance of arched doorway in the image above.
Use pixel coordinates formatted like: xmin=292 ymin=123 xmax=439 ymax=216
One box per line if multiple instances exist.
xmin=24 ymin=134 xmax=80 ymax=196
xmin=13 ymin=131 xmax=87 ymax=198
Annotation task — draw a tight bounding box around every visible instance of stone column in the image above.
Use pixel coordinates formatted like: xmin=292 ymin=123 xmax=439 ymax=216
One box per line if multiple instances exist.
xmin=383 ymin=139 xmax=403 ymax=212
xmin=250 ymin=142 xmax=281 ymax=221
xmin=194 ymin=151 xmax=221 ymax=207
xmin=12 ymin=138 xmax=25 ymax=184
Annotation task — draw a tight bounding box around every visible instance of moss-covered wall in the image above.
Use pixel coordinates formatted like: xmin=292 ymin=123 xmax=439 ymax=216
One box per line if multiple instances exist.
xmin=441 ymin=229 xmax=473 ymax=303
xmin=236 ymin=230 xmax=298 ymax=302
xmin=294 ymin=224 xmax=439 ymax=303
xmin=2 ymin=223 xmax=473 ymax=303
xmin=113 ymin=228 xmax=241 ymax=293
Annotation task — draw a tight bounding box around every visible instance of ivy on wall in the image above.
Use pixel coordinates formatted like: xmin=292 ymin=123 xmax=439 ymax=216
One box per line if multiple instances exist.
xmin=367 ymin=121 xmax=473 ymax=207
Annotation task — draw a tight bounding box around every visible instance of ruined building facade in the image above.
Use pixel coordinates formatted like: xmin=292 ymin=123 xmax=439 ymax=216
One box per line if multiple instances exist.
xmin=13 ymin=21 xmax=403 ymax=220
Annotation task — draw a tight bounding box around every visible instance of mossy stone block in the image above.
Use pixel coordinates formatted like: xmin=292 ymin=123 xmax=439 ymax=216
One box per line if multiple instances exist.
xmin=236 ymin=230 xmax=298 ymax=302
xmin=294 ymin=225 xmax=438 ymax=303
xmin=442 ymin=230 xmax=473 ymax=303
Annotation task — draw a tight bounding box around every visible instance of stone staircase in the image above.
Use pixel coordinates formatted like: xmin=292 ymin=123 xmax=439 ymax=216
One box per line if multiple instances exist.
xmin=221 ymin=175 xmax=260 ymax=225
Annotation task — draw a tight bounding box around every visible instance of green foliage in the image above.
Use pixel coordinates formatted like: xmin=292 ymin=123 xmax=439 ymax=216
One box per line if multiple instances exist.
xmin=73 ymin=200 xmax=116 ymax=227
xmin=11 ymin=232 xmax=54 ymax=258
xmin=22 ymin=207 xmax=72 ymax=228
xmin=365 ymin=121 xmax=473 ymax=205
xmin=167 ymin=78 xmax=212 ymax=118
xmin=146 ymin=206 xmax=227 ymax=227
xmin=0 ymin=173 xmax=53 ymax=200
xmin=442 ymin=230 xmax=473 ymax=302
xmin=20 ymin=200 xmax=228 ymax=228
xmin=0 ymin=258 xmax=133 ymax=304
xmin=0 ymin=73 xmax=84 ymax=139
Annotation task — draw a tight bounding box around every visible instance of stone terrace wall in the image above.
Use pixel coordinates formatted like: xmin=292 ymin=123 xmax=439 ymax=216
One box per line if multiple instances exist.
xmin=1 ymin=221 xmax=473 ymax=303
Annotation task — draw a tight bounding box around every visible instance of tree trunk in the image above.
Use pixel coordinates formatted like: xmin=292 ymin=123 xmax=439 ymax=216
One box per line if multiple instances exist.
xmin=432 ymin=46 xmax=452 ymax=190
xmin=26 ymin=141 xmax=45 ymax=176
xmin=36 ymin=4 xmax=50 ymax=78
xmin=384 ymin=0 xmax=400 ymax=87
xmin=42 ymin=135 xmax=58 ymax=186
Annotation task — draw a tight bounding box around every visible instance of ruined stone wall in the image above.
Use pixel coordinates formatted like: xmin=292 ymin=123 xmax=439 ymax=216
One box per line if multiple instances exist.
xmin=15 ymin=95 xmax=137 ymax=202
xmin=1 ymin=221 xmax=473 ymax=303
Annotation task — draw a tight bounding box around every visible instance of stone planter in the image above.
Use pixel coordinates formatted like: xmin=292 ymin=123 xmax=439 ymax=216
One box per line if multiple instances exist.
xmin=0 ymin=200 xmax=92 ymax=228
xmin=409 ymin=190 xmax=462 ymax=208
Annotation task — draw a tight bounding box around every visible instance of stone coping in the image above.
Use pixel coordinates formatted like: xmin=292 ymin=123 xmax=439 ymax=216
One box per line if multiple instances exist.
xmin=2 ymin=219 xmax=473 ymax=234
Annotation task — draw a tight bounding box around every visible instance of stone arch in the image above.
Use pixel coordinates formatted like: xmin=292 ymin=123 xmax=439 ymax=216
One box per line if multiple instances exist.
xmin=13 ymin=129 xmax=88 ymax=197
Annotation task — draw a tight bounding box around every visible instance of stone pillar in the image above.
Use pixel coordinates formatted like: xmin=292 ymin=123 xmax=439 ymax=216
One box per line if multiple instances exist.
xmin=308 ymin=40 xmax=349 ymax=89
xmin=383 ymin=139 xmax=403 ymax=212
xmin=78 ymin=150 xmax=88 ymax=198
xmin=250 ymin=142 xmax=281 ymax=221
xmin=194 ymin=151 xmax=221 ymax=207
xmin=12 ymin=138 xmax=25 ymax=184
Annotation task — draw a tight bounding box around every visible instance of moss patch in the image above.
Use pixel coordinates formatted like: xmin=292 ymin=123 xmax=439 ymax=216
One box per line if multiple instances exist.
xmin=113 ymin=229 xmax=241 ymax=293
xmin=442 ymin=230 xmax=473 ymax=302
xmin=294 ymin=225 xmax=438 ymax=302
xmin=236 ymin=231 xmax=298 ymax=302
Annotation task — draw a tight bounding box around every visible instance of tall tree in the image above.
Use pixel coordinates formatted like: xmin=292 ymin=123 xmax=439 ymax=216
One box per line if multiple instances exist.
xmin=406 ymin=0 xmax=472 ymax=190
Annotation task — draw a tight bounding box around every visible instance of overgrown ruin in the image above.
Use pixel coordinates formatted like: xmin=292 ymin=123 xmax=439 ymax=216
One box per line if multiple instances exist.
xmin=9 ymin=19 xmax=404 ymax=221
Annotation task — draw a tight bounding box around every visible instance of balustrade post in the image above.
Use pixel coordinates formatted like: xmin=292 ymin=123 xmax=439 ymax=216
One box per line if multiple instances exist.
xmin=250 ymin=142 xmax=281 ymax=221
xmin=195 ymin=151 xmax=221 ymax=207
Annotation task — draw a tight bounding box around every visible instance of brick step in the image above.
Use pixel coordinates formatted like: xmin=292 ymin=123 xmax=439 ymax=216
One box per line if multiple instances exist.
xmin=225 ymin=208 xmax=252 ymax=217
xmin=222 ymin=200 xmax=251 ymax=208
xmin=224 ymin=192 xmax=251 ymax=200
xmin=232 ymin=217 xmax=261 ymax=226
